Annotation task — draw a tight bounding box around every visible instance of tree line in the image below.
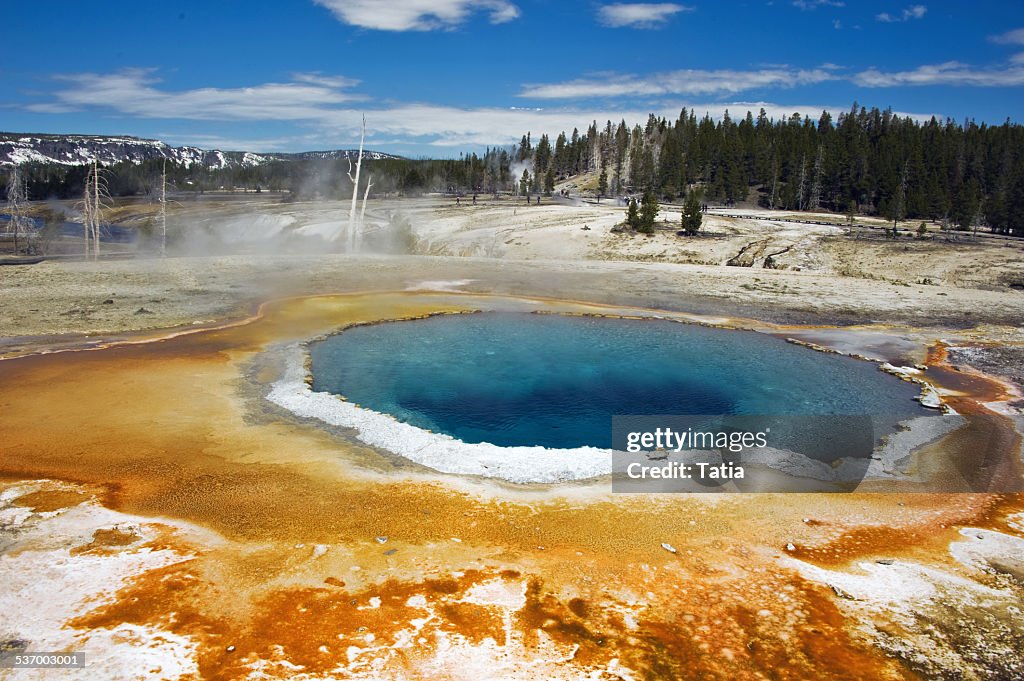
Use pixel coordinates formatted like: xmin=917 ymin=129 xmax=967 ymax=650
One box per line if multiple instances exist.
xmin=3 ymin=103 xmax=1024 ymax=236
xmin=514 ymin=103 xmax=1024 ymax=236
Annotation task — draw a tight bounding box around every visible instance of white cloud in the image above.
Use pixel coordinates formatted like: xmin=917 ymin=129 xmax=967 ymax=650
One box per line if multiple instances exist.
xmin=597 ymin=3 xmax=693 ymax=29
xmin=792 ymin=0 xmax=844 ymax=10
xmin=311 ymin=0 xmax=519 ymax=31
xmin=990 ymin=27 xmax=1024 ymax=45
xmin=156 ymin=134 xmax=310 ymax=153
xmin=291 ymin=73 xmax=359 ymax=88
xmin=23 ymin=68 xmax=939 ymax=151
xmin=519 ymin=67 xmax=838 ymax=99
xmin=853 ymin=61 xmax=1024 ymax=87
xmin=876 ymin=4 xmax=926 ymax=22
xmin=372 ymin=102 xmax=937 ymax=146
xmin=31 ymin=69 xmax=365 ymax=121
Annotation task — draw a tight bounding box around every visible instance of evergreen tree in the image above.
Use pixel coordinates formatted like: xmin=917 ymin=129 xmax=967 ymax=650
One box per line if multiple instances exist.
xmin=639 ymin=190 xmax=659 ymax=234
xmin=682 ymin=190 xmax=703 ymax=236
xmin=597 ymin=164 xmax=608 ymax=201
xmin=625 ymin=198 xmax=640 ymax=230
xmin=533 ymin=134 xmax=552 ymax=182
xmin=952 ymin=177 xmax=980 ymax=230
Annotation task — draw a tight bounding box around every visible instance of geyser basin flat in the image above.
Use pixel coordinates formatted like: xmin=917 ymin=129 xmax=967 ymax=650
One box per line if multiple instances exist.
xmin=308 ymin=312 xmax=928 ymax=451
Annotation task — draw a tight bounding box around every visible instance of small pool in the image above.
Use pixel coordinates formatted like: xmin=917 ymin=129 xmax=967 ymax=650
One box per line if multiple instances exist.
xmin=308 ymin=313 xmax=928 ymax=451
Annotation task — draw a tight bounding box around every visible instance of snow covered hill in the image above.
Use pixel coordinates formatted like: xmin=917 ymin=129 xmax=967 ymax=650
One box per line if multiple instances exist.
xmin=0 ymin=133 xmax=402 ymax=168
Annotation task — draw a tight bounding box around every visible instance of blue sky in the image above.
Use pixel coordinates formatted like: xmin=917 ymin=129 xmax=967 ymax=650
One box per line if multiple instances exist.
xmin=3 ymin=1 xmax=1024 ymax=156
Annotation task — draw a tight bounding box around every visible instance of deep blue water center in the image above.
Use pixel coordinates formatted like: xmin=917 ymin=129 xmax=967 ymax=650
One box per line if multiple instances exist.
xmin=309 ymin=313 xmax=927 ymax=449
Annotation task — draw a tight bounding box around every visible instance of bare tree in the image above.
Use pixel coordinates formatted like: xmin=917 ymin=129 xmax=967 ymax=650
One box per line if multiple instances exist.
xmin=809 ymin=145 xmax=824 ymax=211
xmin=160 ymin=159 xmax=168 ymax=257
xmin=941 ymin=216 xmax=954 ymax=242
xmin=5 ymin=166 xmax=29 ymax=254
xmin=891 ymin=162 xmax=908 ymax=233
xmin=971 ymin=206 xmax=983 ymax=241
xmin=346 ymin=114 xmax=367 ymax=252
xmin=81 ymin=168 xmax=95 ymax=259
xmin=359 ymin=174 xmax=373 ymax=222
xmin=796 ymin=155 xmax=808 ymax=211
xmin=80 ymin=161 xmax=109 ymax=260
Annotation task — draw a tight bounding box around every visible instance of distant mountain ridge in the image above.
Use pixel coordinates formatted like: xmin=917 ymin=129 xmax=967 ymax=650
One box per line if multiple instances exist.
xmin=0 ymin=132 xmax=403 ymax=168
xmin=272 ymin=149 xmax=402 ymax=162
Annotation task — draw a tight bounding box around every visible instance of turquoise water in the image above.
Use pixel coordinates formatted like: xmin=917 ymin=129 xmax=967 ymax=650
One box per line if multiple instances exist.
xmin=309 ymin=313 xmax=928 ymax=450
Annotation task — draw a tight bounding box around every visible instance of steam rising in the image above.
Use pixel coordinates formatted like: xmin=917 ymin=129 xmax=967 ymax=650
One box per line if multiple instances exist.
xmin=154 ymin=198 xmax=418 ymax=258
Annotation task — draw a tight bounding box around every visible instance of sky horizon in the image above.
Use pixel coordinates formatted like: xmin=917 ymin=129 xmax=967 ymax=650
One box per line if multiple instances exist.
xmin=4 ymin=1 xmax=1024 ymax=157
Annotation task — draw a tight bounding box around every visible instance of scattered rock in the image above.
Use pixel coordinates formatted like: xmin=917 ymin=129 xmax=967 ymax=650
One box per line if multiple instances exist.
xmin=0 ymin=638 xmax=28 ymax=653
xmin=876 ymin=559 xmax=895 ymax=565
xmin=916 ymin=387 xmax=944 ymax=409
xmin=830 ymin=584 xmax=856 ymax=600
xmin=102 ymin=299 xmax=114 ymax=305
xmin=374 ymin=536 xmax=388 ymax=544
xmin=661 ymin=542 xmax=678 ymax=554
xmin=133 ymin=307 xmax=154 ymax=315
xmin=383 ymin=548 xmax=397 ymax=556
xmin=226 ymin=646 xmax=236 ymax=653
xmin=786 ymin=543 xmax=796 ymax=552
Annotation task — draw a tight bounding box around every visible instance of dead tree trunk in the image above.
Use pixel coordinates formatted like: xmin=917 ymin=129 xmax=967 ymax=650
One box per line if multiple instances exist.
xmin=357 ymin=174 xmax=373 ymax=250
xmin=894 ymin=162 xmax=908 ymax=231
xmin=82 ymin=183 xmax=91 ymax=260
xmin=346 ymin=114 xmax=366 ymax=252
xmin=82 ymin=165 xmax=96 ymax=260
xmin=809 ymin=145 xmax=824 ymax=211
xmin=160 ymin=159 xmax=168 ymax=257
xmin=5 ymin=166 xmax=26 ymax=254
xmin=81 ymin=161 xmax=106 ymax=260
xmin=92 ymin=162 xmax=101 ymax=259
xmin=769 ymin=159 xmax=779 ymax=210
xmin=796 ymin=155 xmax=808 ymax=212
xmin=360 ymin=175 xmax=373 ymax=222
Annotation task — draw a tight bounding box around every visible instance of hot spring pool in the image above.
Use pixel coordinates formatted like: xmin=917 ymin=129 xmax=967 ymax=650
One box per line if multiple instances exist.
xmin=308 ymin=313 xmax=929 ymax=451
